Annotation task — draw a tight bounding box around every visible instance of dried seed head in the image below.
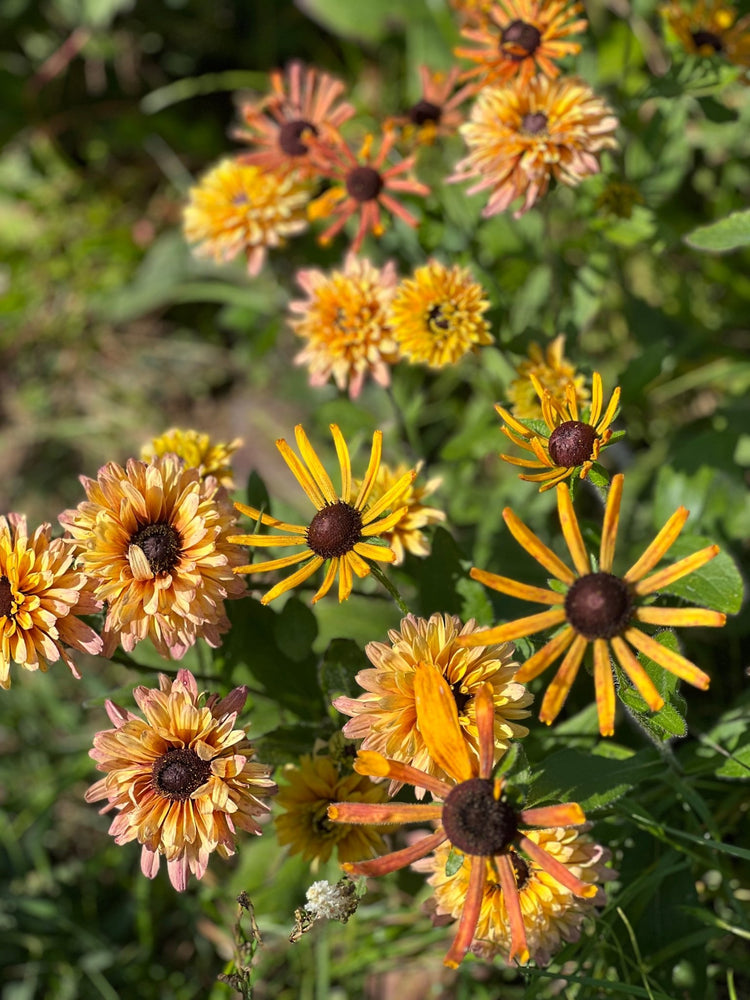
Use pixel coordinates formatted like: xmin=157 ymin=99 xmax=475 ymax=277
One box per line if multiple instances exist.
xmin=442 ymin=778 xmax=518 ymax=856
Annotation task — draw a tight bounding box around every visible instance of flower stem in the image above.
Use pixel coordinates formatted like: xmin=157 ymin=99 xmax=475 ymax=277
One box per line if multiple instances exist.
xmin=369 ymin=563 xmax=411 ymax=616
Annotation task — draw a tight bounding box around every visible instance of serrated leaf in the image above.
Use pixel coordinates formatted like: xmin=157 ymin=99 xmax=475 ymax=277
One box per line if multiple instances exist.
xmin=685 ymin=209 xmax=750 ymax=253
xmin=526 ymin=747 xmax=660 ymax=812
xmin=615 ymin=630 xmax=688 ymax=742
xmin=655 ymin=534 xmax=743 ymax=614
xmin=320 ymin=638 xmax=368 ymax=704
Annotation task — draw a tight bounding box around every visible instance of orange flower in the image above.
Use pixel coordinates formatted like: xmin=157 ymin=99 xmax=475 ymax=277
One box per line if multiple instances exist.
xmin=391 ymin=66 xmax=476 ymax=145
xmin=233 ymin=60 xmax=355 ymax=177
xmin=455 ymin=0 xmax=588 ymax=90
xmin=506 ymin=334 xmax=588 ymax=420
xmin=86 ymin=670 xmax=276 ymax=891
xmin=460 ymin=475 xmax=726 ymax=736
xmin=662 ymin=1 xmax=750 ymax=66
xmin=308 ymin=131 xmax=430 ymax=254
xmin=451 ymin=75 xmax=618 ymax=218
xmin=329 ymin=668 xmax=595 ymax=967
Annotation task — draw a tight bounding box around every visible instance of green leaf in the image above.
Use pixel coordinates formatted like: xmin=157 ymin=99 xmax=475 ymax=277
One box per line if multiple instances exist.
xmin=615 ymin=630 xmax=688 ymax=742
xmin=320 ymin=638 xmax=368 ymax=705
xmin=526 ymin=747 xmax=660 ymax=812
xmin=256 ymin=722 xmax=322 ymax=766
xmin=297 ymin=0 xmax=415 ymax=43
xmin=684 ymin=209 xmax=750 ymax=253
xmin=445 ymin=848 xmax=465 ymax=878
xmin=701 ymin=705 xmax=750 ymax=780
xmin=244 ymin=470 xmax=271 ymax=519
xmin=274 ymin=598 xmax=318 ymax=663
xmin=656 ymin=534 xmax=744 ymax=615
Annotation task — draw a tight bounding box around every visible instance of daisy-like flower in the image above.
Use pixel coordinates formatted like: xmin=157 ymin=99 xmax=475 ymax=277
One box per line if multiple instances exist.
xmin=329 ymin=669 xmax=596 ymax=967
xmin=85 ymin=669 xmax=276 ymax=891
xmin=460 ymin=474 xmax=727 ymax=736
xmin=451 ymin=75 xmax=619 ymax=218
xmin=507 ymin=335 xmax=588 ymax=421
xmin=333 ymin=613 xmax=532 ymax=795
xmin=455 ymin=0 xmax=588 ymax=91
xmin=497 ymin=371 xmax=620 ymax=491
xmin=449 ymin=0 xmax=496 ymax=24
xmin=308 ymin=131 xmax=430 ymax=254
xmin=0 ymin=514 xmax=101 ymax=689
xmin=141 ymin=428 xmax=243 ymax=489
xmin=229 ymin=424 xmax=415 ymax=605
xmin=391 ymin=66 xmax=476 ymax=145
xmin=59 ymin=455 xmax=246 ymax=659
xmin=389 ymin=260 xmax=493 ymax=368
xmin=662 ymin=1 xmax=750 ymax=66
xmin=289 ymin=254 xmax=400 ymax=399
xmin=417 ymin=824 xmax=615 ymax=965
xmin=352 ymin=462 xmax=446 ymax=565
xmin=183 ymin=159 xmax=309 ymax=276
xmin=233 ymin=60 xmax=355 ymax=177
xmin=275 ymin=754 xmax=389 ymax=868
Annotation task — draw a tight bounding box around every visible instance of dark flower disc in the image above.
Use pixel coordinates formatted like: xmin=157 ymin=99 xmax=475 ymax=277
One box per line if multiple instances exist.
xmin=345 ymin=166 xmax=384 ymax=202
xmin=0 ymin=576 xmax=13 ymax=618
xmin=409 ymin=99 xmax=442 ymax=126
xmin=520 ymin=111 xmax=549 ymax=135
xmin=691 ymin=30 xmax=724 ymax=52
xmin=152 ymin=746 xmax=212 ymax=801
xmin=131 ymin=522 xmax=183 ymax=574
xmin=548 ymin=420 xmax=597 ymax=468
xmin=279 ymin=118 xmax=318 ymax=156
xmin=442 ymin=777 xmax=518 ymax=856
xmin=565 ymin=571 xmax=633 ymax=640
xmin=307 ymin=501 xmax=363 ymax=559
xmin=501 ymin=20 xmax=543 ymax=58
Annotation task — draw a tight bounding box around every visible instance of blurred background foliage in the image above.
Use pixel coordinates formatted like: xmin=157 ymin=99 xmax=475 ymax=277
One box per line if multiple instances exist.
xmin=1 ymin=0 xmax=749 ymax=998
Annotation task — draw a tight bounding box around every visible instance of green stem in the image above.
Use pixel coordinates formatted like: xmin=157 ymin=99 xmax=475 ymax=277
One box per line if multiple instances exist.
xmin=368 ymin=563 xmax=411 ymax=616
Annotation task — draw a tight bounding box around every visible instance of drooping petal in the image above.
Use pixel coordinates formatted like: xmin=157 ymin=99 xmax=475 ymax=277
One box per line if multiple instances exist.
xmin=443 ymin=856 xmax=488 ymax=968
xmin=414 ymin=662 xmax=474 ymax=783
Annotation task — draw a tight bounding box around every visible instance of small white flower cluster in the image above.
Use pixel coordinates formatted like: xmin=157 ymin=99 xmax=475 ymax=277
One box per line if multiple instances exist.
xmin=305 ymin=877 xmax=360 ymax=922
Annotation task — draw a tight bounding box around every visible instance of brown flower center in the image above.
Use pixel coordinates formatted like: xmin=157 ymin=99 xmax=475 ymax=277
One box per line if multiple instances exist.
xmin=0 ymin=576 xmax=13 ymax=618
xmin=130 ymin=522 xmax=183 ymax=574
xmin=279 ymin=118 xmax=318 ymax=156
xmin=521 ymin=111 xmax=548 ymax=135
xmin=442 ymin=777 xmax=518 ymax=856
xmin=691 ymin=29 xmax=724 ymax=52
xmin=151 ymin=746 xmax=212 ymax=801
xmin=409 ymin=99 xmax=442 ymax=126
xmin=427 ymin=303 xmax=451 ymax=332
xmin=501 ymin=20 xmax=542 ymax=59
xmin=548 ymin=420 xmax=597 ymax=467
xmin=565 ymin=571 xmax=633 ymax=640
xmin=306 ymin=502 xmax=363 ymax=559
xmin=451 ymin=680 xmax=471 ymax=715
xmin=345 ymin=166 xmax=383 ymax=202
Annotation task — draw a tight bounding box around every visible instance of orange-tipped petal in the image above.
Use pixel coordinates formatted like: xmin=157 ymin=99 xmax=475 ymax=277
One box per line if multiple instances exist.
xmin=624 ymin=627 xmax=711 ymax=690
xmin=259 ymin=556 xmax=323 ymax=604
xmin=343 ymin=829 xmax=447 ymax=877
xmin=475 ymin=683 xmax=496 ymax=780
xmin=610 ymin=635 xmax=664 ymax=711
xmin=557 ymin=483 xmax=591 ymax=577
xmin=518 ymin=834 xmax=597 ymax=898
xmin=414 ymin=662 xmax=474 ymax=783
xmin=538 ymin=633 xmax=588 ymax=725
xmin=495 ymin=403 xmax=533 ymax=438
xmin=496 ymin=852 xmax=529 ymax=965
xmin=443 ymin=857 xmax=488 ymax=969
xmin=635 ymin=607 xmax=726 ymax=628
xmin=520 ymin=801 xmax=586 ymax=827
xmin=458 ymin=609 xmax=567 ymax=648
xmin=235 ymin=549 xmax=312 ymax=575
xmin=354 ymin=751 xmax=453 ymax=799
xmin=623 ymin=505 xmax=690 ymax=584
xmin=503 ymin=508 xmax=577 ymax=585
xmin=328 ymin=802 xmax=442 ymax=825
xmin=599 ymin=473 xmax=623 ymax=573
xmin=593 ymin=638 xmax=615 ymax=736
xmin=514 ymin=627 xmax=575 ymax=683
xmin=633 ymin=545 xmax=721 ymax=596
xmin=469 ymin=567 xmax=563 ymax=605
xmin=232 ymin=504 xmax=307 ymax=534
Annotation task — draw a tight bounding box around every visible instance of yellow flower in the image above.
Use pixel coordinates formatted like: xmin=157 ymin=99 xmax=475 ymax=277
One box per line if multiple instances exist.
xmin=497 ymin=371 xmax=620 ymax=491
xmin=329 ymin=670 xmax=596 ymax=968
xmin=389 ymin=260 xmax=493 ymax=368
xmin=417 ymin=825 xmax=615 ymax=965
xmin=275 ymin=754 xmax=388 ymax=868
xmin=460 ymin=475 xmax=726 ymax=736
xmin=455 ymin=0 xmax=588 ymax=91
xmin=451 ymin=75 xmax=619 ymax=218
xmin=59 ymin=455 xmax=247 ymax=659
xmin=333 ymin=613 xmax=532 ymax=795
xmin=352 ymin=462 xmax=445 ymax=564
xmin=86 ymin=670 xmax=276 ymax=891
xmin=390 ymin=66 xmax=476 ymax=145
xmin=662 ymin=1 xmax=750 ymax=66
xmin=0 ymin=514 xmax=101 ymax=689
xmin=289 ymin=254 xmax=400 ymax=399
xmin=507 ymin=335 xmax=588 ymax=420
xmin=230 ymin=424 xmax=415 ymax=604
xmin=233 ymin=60 xmax=355 ymax=178
xmin=183 ymin=159 xmax=309 ymax=276
xmin=141 ymin=428 xmax=243 ymax=489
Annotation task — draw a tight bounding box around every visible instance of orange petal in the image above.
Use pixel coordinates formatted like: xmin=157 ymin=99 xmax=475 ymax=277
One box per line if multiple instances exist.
xmin=496 ymin=853 xmax=529 ymax=965
xmin=443 ymin=857 xmax=488 ymax=969
xmin=475 ymin=683 xmax=496 ymax=780
xmin=599 ymin=473 xmax=623 ymax=573
xmin=343 ymin=829 xmax=447 ymax=877
xmin=633 ymin=545 xmax=721 ymax=596
xmin=557 ymin=483 xmax=591 ymax=577
xmin=354 ymin=750 xmax=453 ymax=799
xmin=518 ymin=834 xmax=597 ymax=897
xmin=503 ymin=507 xmax=576 ymax=584
xmin=593 ymin=638 xmax=615 ymax=737
xmin=458 ymin=608 xmax=567 ymax=648
xmin=328 ymin=802 xmax=442 ymax=825
xmin=538 ymin=633 xmax=588 ymax=725
xmin=623 ymin=505 xmax=689 ymax=584
xmin=610 ymin=635 xmax=664 ymax=711
xmin=414 ymin=662 xmax=474 ymax=783
xmin=469 ymin=567 xmax=562 ymax=605
xmin=635 ymin=606 xmax=726 ymax=628
xmin=623 ymin=627 xmax=711 ymax=690
xmin=514 ymin=626 xmax=575 ymax=683
xmin=519 ymin=802 xmax=586 ymax=827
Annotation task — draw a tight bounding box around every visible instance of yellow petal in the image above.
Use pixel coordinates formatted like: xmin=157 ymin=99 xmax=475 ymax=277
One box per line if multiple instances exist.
xmin=414 ymin=662 xmax=473 ymax=783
